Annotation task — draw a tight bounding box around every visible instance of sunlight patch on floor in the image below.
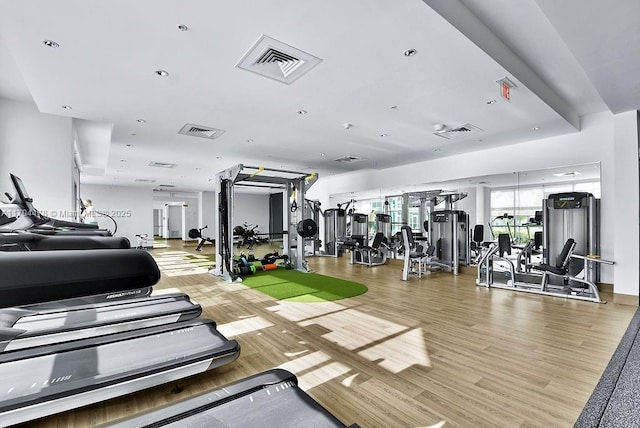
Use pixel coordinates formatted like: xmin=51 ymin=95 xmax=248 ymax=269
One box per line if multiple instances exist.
xmin=299 ymin=309 xmax=406 ymax=351
xmin=358 ymin=328 xmax=431 ymax=372
xmin=266 ymin=301 xmax=348 ymax=322
xmin=297 ymin=361 xmax=351 ymax=390
xmin=216 ymin=316 xmax=274 ymax=337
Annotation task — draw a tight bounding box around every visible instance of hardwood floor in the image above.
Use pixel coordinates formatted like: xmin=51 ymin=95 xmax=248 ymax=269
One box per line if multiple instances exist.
xmin=27 ymin=242 xmax=636 ymax=427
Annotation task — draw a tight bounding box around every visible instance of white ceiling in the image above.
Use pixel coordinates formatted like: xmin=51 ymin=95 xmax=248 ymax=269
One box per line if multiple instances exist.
xmin=0 ymin=0 xmax=637 ymax=192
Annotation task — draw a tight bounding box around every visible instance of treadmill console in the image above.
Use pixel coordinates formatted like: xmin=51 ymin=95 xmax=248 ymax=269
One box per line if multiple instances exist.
xmin=10 ymin=173 xmax=36 ymax=214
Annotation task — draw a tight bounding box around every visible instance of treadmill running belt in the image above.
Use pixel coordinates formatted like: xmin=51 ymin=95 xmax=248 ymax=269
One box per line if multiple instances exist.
xmin=0 ymin=318 xmax=240 ymax=426
xmin=1 ymin=293 xmax=202 ymax=351
xmin=107 ymin=369 xmax=357 ymax=428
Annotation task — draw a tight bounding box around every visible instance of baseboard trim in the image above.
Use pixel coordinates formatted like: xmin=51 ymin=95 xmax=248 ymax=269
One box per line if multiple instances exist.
xmin=612 ymin=293 xmax=639 ymax=306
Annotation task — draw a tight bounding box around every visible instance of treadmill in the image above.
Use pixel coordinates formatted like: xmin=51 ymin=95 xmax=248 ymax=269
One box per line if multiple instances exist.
xmin=0 ymin=318 xmax=240 ymax=426
xmin=1 ymin=173 xmax=112 ymax=236
xmin=0 ymin=230 xmax=130 ymax=251
xmin=106 ymin=369 xmax=359 ymax=428
xmin=0 ymin=249 xmax=241 ymax=426
xmin=0 ymin=249 xmax=200 ymax=351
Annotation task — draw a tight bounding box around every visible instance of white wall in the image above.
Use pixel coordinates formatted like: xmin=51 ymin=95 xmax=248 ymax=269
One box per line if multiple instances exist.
xmin=309 ymin=112 xmax=629 ymax=290
xmin=81 ymin=184 xmax=153 ymax=246
xmin=201 ymin=191 xmax=216 ymax=237
xmin=612 ymin=111 xmax=639 ymax=296
xmin=0 ymin=99 xmax=73 ymax=216
xmin=234 ymin=192 xmax=270 ymax=233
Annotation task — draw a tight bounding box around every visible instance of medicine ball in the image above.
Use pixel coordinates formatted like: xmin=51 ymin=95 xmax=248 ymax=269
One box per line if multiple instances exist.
xmin=188 ymin=228 xmax=201 ymax=239
xmin=297 ymin=219 xmax=318 ymax=238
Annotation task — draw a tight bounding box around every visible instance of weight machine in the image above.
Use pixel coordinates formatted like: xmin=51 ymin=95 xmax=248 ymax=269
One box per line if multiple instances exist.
xmin=213 ymin=165 xmax=318 ymax=282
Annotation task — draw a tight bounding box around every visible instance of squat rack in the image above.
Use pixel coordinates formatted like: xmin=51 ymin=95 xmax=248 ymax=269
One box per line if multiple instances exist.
xmin=213 ymin=164 xmax=318 ymax=282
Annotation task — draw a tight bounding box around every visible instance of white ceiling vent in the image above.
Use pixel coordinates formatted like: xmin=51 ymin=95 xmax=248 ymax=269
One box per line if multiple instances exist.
xmin=158 ymin=184 xmax=176 ymax=188
xmin=178 ymin=123 xmax=226 ymax=140
xmin=236 ymin=35 xmax=322 ymax=84
xmin=135 ymin=179 xmax=156 ymax=183
xmin=148 ymin=161 xmax=176 ymax=168
xmin=334 ymin=156 xmax=362 ymax=163
xmin=433 ymin=123 xmax=483 ymax=140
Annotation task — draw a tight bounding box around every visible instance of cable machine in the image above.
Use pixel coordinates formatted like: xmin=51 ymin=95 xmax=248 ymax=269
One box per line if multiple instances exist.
xmin=213 ymin=165 xmax=318 ymax=282
xmin=543 ymin=192 xmax=600 ymax=281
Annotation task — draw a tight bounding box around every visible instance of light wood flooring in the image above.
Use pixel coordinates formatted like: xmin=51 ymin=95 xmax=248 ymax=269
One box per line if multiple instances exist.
xmin=27 ymin=241 xmax=637 ymax=427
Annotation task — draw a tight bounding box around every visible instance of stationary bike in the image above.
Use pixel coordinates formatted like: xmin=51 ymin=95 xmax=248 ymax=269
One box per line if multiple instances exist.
xmin=188 ymin=225 xmax=215 ymax=251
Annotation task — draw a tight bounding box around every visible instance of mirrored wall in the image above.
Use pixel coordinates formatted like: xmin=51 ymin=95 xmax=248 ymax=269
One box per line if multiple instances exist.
xmin=328 ymin=162 xmax=601 ymax=245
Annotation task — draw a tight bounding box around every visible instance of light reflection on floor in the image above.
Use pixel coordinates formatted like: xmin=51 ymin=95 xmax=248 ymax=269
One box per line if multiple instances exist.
xmin=153 ymin=251 xmax=213 ymax=276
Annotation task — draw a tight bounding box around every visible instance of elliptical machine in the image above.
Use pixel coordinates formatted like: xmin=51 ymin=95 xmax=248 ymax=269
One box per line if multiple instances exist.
xmin=188 ymin=225 xmax=215 ymax=251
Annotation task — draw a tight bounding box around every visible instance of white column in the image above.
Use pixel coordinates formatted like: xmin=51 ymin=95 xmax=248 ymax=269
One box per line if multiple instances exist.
xmin=612 ymin=110 xmax=639 ymax=297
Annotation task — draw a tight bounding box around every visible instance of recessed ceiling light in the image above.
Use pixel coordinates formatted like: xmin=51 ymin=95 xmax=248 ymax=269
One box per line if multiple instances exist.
xmin=532 ymin=126 xmax=540 ymax=131
xmin=131 ymin=133 xmax=137 ymax=136
xmin=137 ymin=119 xmax=146 ymax=123
xmin=126 ymin=144 xmax=134 ymax=147
xmin=321 ymin=153 xmax=326 ymax=157
xmin=155 ymin=70 xmax=169 ymax=77
xmin=297 ymin=109 xmax=308 ymax=115
xmin=195 ymin=167 xmax=201 ymax=170
xmin=477 ymin=139 xmax=483 ymax=143
xmin=61 ymin=105 xmax=72 ymax=110
xmin=380 ymin=133 xmax=388 ymax=137
xmin=43 ymin=40 xmax=59 ymax=48
xmin=486 ymin=99 xmax=497 ymax=105
xmin=177 ymin=24 xmax=188 ymax=31
xmin=390 ymin=105 xmax=398 ymax=109
xmin=247 ymin=139 xmax=254 ymax=143
xmin=434 ymin=148 xmax=441 ymax=152
xmin=404 ymin=49 xmax=417 ymax=57
xmin=216 ymin=156 xmax=222 ymax=159
xmin=120 ymin=159 xmax=126 ymax=162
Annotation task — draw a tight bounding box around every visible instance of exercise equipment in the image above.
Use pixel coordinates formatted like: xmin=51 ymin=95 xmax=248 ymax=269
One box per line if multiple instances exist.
xmin=0 ymin=249 xmax=240 ymax=425
xmin=0 ymin=318 xmax=239 ymax=426
xmin=429 ymin=208 xmax=469 ymax=275
xmin=324 ymin=208 xmax=346 ymax=256
xmin=303 ymin=199 xmax=323 ymax=255
xmin=1 ymin=173 xmax=112 ymax=236
xmin=476 ymin=234 xmax=612 ymax=303
xmin=375 ymin=213 xmax=391 ymax=241
xmin=106 ymin=369 xmax=359 ymax=428
xmin=543 ymin=192 xmax=600 ymax=282
xmin=0 ymin=249 xmax=159 ymax=307
xmin=401 ymin=226 xmax=451 ymax=280
xmin=0 ymin=292 xmax=202 ymax=352
xmin=213 ymin=165 xmax=318 ymax=281
xmin=351 ymin=232 xmax=388 ymax=267
xmin=0 ymin=231 xmax=129 ymax=251
xmin=188 ymin=225 xmax=215 ymax=251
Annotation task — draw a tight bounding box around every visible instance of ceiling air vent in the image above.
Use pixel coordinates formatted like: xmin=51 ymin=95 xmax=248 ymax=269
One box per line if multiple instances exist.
xmin=178 ymin=123 xmax=226 ymax=140
xmin=236 ymin=35 xmax=322 ymax=84
xmin=433 ymin=123 xmax=483 ymax=140
xmin=148 ymin=161 xmax=176 ymax=168
xmin=135 ymin=179 xmax=156 ymax=183
xmin=334 ymin=156 xmax=362 ymax=163
xmin=158 ymin=184 xmax=176 ymax=188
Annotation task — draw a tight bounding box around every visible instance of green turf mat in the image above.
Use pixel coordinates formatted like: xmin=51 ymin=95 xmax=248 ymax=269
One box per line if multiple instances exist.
xmin=240 ymin=269 xmax=368 ymax=302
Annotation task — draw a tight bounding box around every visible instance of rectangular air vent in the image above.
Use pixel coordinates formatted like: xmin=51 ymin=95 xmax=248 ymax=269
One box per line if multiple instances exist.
xmin=148 ymin=161 xmax=176 ymax=168
xmin=158 ymin=184 xmax=176 ymax=188
xmin=236 ymin=35 xmax=322 ymax=84
xmin=334 ymin=156 xmax=362 ymax=163
xmin=433 ymin=124 xmax=483 ymax=140
xmin=135 ymin=179 xmax=156 ymax=183
xmin=178 ymin=123 xmax=226 ymax=140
